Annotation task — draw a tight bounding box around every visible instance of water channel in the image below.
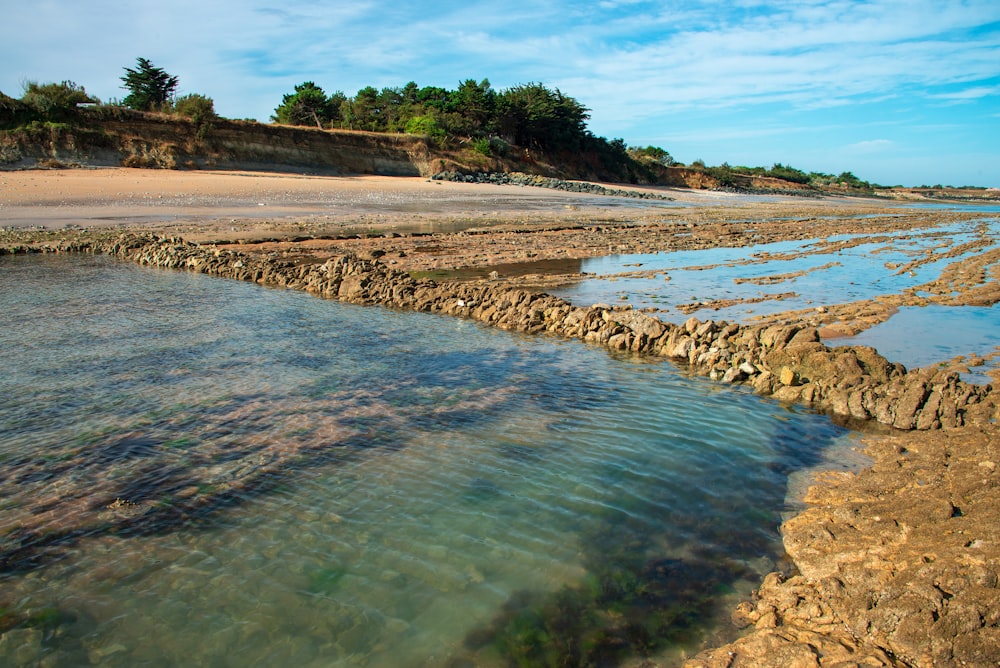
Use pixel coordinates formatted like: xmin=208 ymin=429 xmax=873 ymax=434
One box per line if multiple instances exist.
xmin=0 ymin=253 xmax=856 ymax=666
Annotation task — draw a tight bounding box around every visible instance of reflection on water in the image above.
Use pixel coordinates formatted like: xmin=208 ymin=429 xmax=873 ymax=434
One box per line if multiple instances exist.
xmin=553 ymin=218 xmax=1000 ymax=324
xmin=0 ymin=254 xmax=853 ymax=666
xmin=838 ymin=304 xmax=1000 ymax=384
xmin=550 ymin=217 xmax=1000 ymax=374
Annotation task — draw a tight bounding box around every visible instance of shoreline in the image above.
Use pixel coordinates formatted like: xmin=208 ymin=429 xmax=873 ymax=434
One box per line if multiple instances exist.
xmin=2 ymin=169 xmax=999 ymax=665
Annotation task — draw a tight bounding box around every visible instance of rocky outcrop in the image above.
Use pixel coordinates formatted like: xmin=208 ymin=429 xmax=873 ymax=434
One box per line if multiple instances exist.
xmin=430 ymin=170 xmax=675 ymax=199
xmin=686 ymin=424 xmax=1000 ymax=667
xmin=47 ymin=233 xmax=993 ymax=432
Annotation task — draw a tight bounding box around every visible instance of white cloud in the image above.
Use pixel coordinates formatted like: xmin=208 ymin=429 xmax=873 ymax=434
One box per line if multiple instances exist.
xmin=845 ymin=139 xmax=895 ymax=153
xmin=930 ymin=85 xmax=1000 ymax=102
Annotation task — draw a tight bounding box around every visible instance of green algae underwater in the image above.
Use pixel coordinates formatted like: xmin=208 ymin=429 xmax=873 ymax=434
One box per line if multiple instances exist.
xmin=0 ymin=253 xmax=854 ymax=666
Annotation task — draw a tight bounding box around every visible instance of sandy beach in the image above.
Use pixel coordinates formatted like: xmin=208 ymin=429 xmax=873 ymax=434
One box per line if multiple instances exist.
xmin=2 ymin=167 xmax=998 ymax=666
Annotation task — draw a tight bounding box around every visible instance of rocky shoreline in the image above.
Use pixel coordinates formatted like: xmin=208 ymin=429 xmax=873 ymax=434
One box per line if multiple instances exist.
xmin=430 ymin=170 xmax=677 ymax=199
xmin=6 ymin=229 xmax=1000 ymax=665
xmin=72 ymin=233 xmax=994 ymax=433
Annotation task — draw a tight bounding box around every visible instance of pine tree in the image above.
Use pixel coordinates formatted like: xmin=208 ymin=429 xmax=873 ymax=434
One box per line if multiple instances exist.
xmin=121 ymin=58 xmax=179 ymax=111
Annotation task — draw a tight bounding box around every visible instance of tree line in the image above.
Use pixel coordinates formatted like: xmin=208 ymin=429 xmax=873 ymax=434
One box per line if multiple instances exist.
xmin=1 ymin=58 xmax=217 ymax=128
xmin=272 ymin=78 xmax=592 ymax=154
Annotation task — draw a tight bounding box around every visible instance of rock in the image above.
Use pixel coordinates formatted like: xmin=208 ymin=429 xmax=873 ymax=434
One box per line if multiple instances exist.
xmin=612 ymin=309 xmax=667 ymax=340
xmin=772 ymin=385 xmax=802 ymax=402
xmin=780 ymin=366 xmax=799 ymax=386
xmin=670 ymin=337 xmax=695 ymax=359
xmin=893 ymin=381 xmax=929 ymax=430
xmin=722 ymin=367 xmax=745 ymax=383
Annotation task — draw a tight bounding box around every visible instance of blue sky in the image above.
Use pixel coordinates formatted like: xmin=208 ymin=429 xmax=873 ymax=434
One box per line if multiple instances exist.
xmin=2 ymin=0 xmax=999 ymax=187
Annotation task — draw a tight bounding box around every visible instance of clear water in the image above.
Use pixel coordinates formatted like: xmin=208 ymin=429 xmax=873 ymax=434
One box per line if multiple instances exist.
xmin=551 ymin=219 xmax=1000 ymax=323
xmin=838 ymin=304 xmax=1000 ymax=384
xmin=549 ymin=218 xmax=1000 ymax=376
xmin=0 ymin=254 xmax=853 ymax=666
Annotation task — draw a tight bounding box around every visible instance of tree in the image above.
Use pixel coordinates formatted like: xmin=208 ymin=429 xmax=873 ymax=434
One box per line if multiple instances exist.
xmin=121 ymin=58 xmax=179 ymax=111
xmin=416 ymin=86 xmax=451 ymax=112
xmin=344 ymin=86 xmax=381 ymax=131
xmin=377 ymin=86 xmax=405 ymax=132
xmin=495 ymin=83 xmax=589 ymax=151
xmin=448 ymin=78 xmax=495 ymax=135
xmin=272 ymin=81 xmax=335 ymax=127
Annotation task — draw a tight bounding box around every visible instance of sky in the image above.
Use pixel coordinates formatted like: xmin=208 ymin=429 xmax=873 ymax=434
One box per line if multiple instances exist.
xmin=2 ymin=0 xmax=999 ymax=187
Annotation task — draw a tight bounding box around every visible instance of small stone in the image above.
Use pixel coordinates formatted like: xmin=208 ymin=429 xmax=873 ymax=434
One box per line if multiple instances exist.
xmin=176 ymin=486 xmax=199 ymax=499
xmin=723 ymin=367 xmax=745 ymax=383
xmin=780 ymin=366 xmax=799 ymax=386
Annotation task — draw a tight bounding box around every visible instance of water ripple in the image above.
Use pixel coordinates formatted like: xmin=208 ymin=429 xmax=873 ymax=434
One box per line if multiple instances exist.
xmin=0 ymin=254 xmax=855 ymax=667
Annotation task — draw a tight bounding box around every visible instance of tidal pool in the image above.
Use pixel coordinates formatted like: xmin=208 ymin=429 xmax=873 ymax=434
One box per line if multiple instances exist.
xmin=836 ymin=304 xmax=1000 ymax=384
xmin=549 ymin=216 xmax=1000 ymax=377
xmin=1 ymin=254 xmax=854 ymax=666
xmin=552 ymin=218 xmax=1000 ymax=323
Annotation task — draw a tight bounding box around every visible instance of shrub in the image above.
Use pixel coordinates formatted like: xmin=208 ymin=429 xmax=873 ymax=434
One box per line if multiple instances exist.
xmin=471 ymin=137 xmax=492 ymax=156
xmin=405 ymin=114 xmax=447 ymax=143
xmin=173 ymin=94 xmax=216 ymax=124
xmin=628 ymin=145 xmax=677 ymax=167
xmin=19 ymin=81 xmax=95 ymax=121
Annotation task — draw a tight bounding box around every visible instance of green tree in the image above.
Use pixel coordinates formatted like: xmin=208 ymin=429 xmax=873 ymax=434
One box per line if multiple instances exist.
xmin=449 ymin=78 xmax=495 ymax=135
xmin=120 ymin=57 xmax=179 ymax=111
xmin=495 ymin=83 xmax=589 ymax=151
xmin=416 ymin=85 xmax=451 ymax=112
xmin=377 ymin=86 xmax=404 ymax=132
xmin=272 ymin=81 xmax=336 ymax=128
xmin=344 ymin=86 xmax=381 ymax=131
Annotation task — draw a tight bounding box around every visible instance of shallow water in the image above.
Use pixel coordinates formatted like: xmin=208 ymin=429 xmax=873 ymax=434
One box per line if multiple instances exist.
xmin=0 ymin=254 xmax=854 ymax=666
xmin=837 ymin=304 xmax=1000 ymax=384
xmin=554 ymin=219 xmax=1000 ymax=320
xmin=550 ymin=217 xmax=1000 ymax=375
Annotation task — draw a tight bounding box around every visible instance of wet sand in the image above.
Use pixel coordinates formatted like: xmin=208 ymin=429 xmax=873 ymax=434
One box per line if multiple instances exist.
xmin=3 ymin=168 xmax=999 ymax=665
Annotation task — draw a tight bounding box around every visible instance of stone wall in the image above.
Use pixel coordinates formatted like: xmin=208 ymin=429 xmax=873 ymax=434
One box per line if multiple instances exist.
xmin=26 ymin=233 xmax=1000 ymax=431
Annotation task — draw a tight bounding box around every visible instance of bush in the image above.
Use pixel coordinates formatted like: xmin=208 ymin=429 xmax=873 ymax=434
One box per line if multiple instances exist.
xmin=405 ymin=114 xmax=447 ymax=143
xmin=173 ymin=94 xmax=216 ymax=124
xmin=19 ymin=81 xmax=95 ymax=121
xmin=628 ymin=145 xmax=677 ymax=167
xmin=471 ymin=137 xmax=492 ymax=156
